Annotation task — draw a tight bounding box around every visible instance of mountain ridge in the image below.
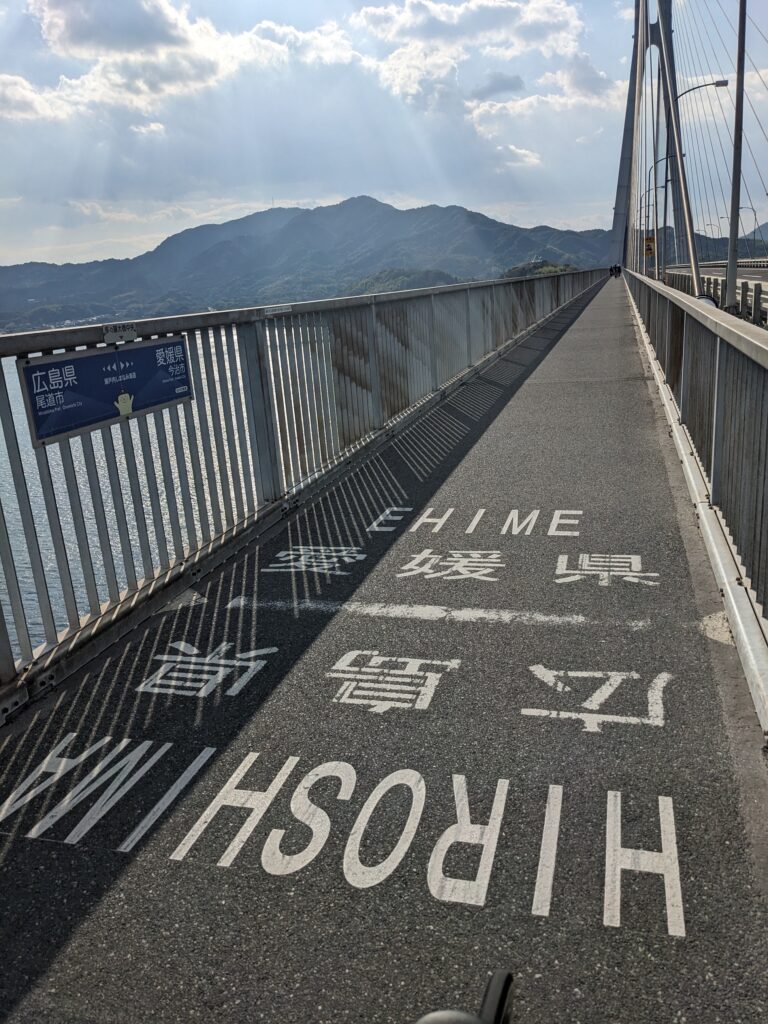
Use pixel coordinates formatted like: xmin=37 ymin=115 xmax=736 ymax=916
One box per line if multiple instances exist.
xmin=1 ymin=196 xmax=617 ymax=330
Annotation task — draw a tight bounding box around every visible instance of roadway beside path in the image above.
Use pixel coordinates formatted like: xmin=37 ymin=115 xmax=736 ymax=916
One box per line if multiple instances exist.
xmin=0 ymin=279 xmax=767 ymax=1024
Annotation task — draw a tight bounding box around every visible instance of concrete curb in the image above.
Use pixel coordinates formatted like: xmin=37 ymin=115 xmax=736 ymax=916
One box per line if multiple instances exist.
xmin=625 ymin=282 xmax=768 ymax=739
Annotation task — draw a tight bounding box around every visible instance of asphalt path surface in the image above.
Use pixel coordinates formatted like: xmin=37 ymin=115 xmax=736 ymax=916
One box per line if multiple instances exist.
xmin=1 ymin=280 xmax=767 ymax=1024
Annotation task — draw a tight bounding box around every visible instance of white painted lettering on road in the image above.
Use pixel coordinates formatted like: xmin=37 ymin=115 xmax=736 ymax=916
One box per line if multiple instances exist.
xmin=409 ymin=507 xmax=455 ymax=533
xmin=366 ymin=507 xmax=414 ymax=532
xmin=547 ymin=510 xmax=583 ymax=536
xmin=343 ymin=769 xmax=426 ymax=889
xmin=522 ymin=665 xmax=672 ymax=733
xmin=555 ymin=554 xmax=660 ymax=586
xmin=170 ymin=753 xmax=299 ymax=867
xmin=604 ymin=791 xmax=685 ymax=937
xmin=0 ymin=737 xmax=689 ymax=933
xmin=262 ymin=546 xmax=366 ymax=576
xmin=137 ymin=642 xmax=278 ymax=698
xmin=328 ymin=650 xmax=460 ymax=713
xmin=0 ymin=732 xmax=111 ymax=825
xmin=427 ymin=775 xmax=509 ymax=907
xmin=262 ymin=762 xmax=356 ymax=876
xmin=465 ymin=508 xmax=486 ymax=533
xmin=531 ymin=784 xmax=563 ymax=917
xmin=501 ymin=510 xmax=539 ymax=535
xmin=118 ymin=747 xmax=216 ymax=853
xmin=397 ymin=549 xmax=505 ymax=581
xmin=28 ymin=739 xmax=172 ymax=844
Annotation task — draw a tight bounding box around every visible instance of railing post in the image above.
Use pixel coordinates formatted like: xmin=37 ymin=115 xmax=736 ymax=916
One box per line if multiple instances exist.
xmin=709 ymin=336 xmax=726 ymax=504
xmin=429 ymin=293 xmax=439 ymax=391
xmin=0 ymin=602 xmax=14 ymax=685
xmin=367 ymin=300 xmax=384 ymax=429
xmin=238 ymin=318 xmax=283 ymax=504
xmin=465 ymin=287 xmax=473 ymax=368
xmin=678 ymin=313 xmax=690 ymax=422
xmin=740 ymin=280 xmax=749 ymax=318
xmin=752 ymin=282 xmax=763 ymax=325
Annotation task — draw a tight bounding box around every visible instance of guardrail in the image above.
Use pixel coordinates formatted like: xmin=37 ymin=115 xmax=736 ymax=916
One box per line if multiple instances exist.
xmin=625 ymin=270 xmax=768 ymax=620
xmin=665 ymin=270 xmax=766 ymax=327
xmin=0 ymin=268 xmax=606 ymax=696
xmin=667 ymin=259 xmax=768 ymax=270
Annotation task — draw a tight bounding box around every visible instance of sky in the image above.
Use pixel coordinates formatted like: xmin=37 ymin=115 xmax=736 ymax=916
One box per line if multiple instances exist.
xmin=0 ymin=0 xmax=652 ymax=264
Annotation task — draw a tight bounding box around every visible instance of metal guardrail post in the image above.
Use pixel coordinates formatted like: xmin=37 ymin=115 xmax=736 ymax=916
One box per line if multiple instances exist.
xmin=709 ymin=337 xmax=726 ymax=504
xmin=752 ymin=283 xmax=763 ymax=325
xmin=429 ymin=293 xmax=439 ymax=391
xmin=238 ymin=320 xmax=283 ymax=503
xmin=0 ymin=604 xmax=14 ymax=685
xmin=678 ymin=313 xmax=689 ymax=422
xmin=366 ymin=301 xmax=384 ymax=430
xmin=465 ymin=288 xmax=472 ymax=368
xmin=740 ymin=281 xmax=749 ymax=318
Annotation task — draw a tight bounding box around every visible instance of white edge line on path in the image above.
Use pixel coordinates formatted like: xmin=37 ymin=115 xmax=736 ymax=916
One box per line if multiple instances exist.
xmin=227 ymin=596 xmax=650 ymax=630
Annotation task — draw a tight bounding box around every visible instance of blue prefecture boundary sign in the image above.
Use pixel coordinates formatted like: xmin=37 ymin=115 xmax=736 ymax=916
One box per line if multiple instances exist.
xmin=17 ymin=335 xmax=194 ymax=447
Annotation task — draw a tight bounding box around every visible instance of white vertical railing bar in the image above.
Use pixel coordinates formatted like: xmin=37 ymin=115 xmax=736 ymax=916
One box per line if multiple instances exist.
xmin=118 ymin=420 xmax=154 ymax=581
xmin=181 ymin=400 xmax=211 ymax=544
xmin=101 ymin=426 xmax=138 ymax=591
xmin=0 ymin=495 xmax=32 ymax=662
xmin=152 ymin=410 xmax=184 ymax=564
xmin=136 ymin=416 xmax=170 ymax=571
xmin=59 ymin=438 xmax=102 ymax=617
xmin=186 ymin=329 xmax=223 ymax=537
xmin=0 ymin=372 xmax=57 ymax=643
xmin=223 ymin=324 xmax=256 ymax=517
xmin=198 ymin=327 xmax=234 ymax=531
xmin=80 ymin=433 xmax=121 ymax=604
xmin=168 ymin=405 xmax=198 ymax=552
xmin=211 ymin=327 xmax=244 ymax=525
xmin=34 ymin=447 xmax=79 ymax=630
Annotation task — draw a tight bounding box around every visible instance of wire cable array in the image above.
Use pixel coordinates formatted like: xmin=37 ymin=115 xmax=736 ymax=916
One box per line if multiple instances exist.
xmin=627 ymin=0 xmax=767 ymax=275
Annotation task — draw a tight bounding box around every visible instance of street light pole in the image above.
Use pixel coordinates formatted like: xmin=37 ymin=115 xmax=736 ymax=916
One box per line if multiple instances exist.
xmin=725 ymin=0 xmax=747 ymax=311
xmin=676 ymin=80 xmax=728 ymax=101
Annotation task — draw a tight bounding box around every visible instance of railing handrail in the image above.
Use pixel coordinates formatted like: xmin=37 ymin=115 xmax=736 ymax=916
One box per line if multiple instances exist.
xmin=666 ymin=259 xmax=768 ymax=269
xmin=0 ymin=268 xmax=600 ymax=357
xmin=626 ymin=269 xmax=768 ymax=371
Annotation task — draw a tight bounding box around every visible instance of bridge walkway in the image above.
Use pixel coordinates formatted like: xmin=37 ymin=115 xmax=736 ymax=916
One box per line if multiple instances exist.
xmin=1 ymin=279 xmax=766 ymax=1023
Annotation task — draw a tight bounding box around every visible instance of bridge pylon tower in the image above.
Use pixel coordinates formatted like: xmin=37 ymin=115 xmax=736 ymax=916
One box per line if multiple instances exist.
xmin=610 ymin=0 xmax=704 ymax=295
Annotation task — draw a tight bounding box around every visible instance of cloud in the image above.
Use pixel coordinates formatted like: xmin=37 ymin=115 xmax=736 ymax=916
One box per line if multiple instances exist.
xmin=1 ymin=2 xmax=361 ymax=121
xmin=613 ymin=4 xmax=634 ymax=21
xmin=470 ymin=71 xmax=524 ymax=100
xmin=496 ymin=142 xmax=540 ymax=166
xmin=352 ymin=0 xmax=582 ymax=56
xmin=352 ymin=0 xmax=583 ymax=96
xmin=537 ymin=51 xmax=613 ymax=97
xmin=372 ymin=40 xmax=464 ymax=97
xmin=27 ymin=0 xmax=187 ymax=58
xmin=0 ymin=73 xmax=70 ymax=120
xmin=575 ymin=126 xmax=604 ymax=143
xmin=130 ymin=121 xmax=166 ymax=136
xmin=466 ymin=51 xmax=624 ymax=137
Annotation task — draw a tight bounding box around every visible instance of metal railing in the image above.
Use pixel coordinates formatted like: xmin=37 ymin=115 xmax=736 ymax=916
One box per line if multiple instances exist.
xmin=626 ymin=270 xmax=768 ymax=616
xmin=0 ymin=269 xmax=606 ymax=690
xmin=665 ymin=270 xmax=766 ymax=327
